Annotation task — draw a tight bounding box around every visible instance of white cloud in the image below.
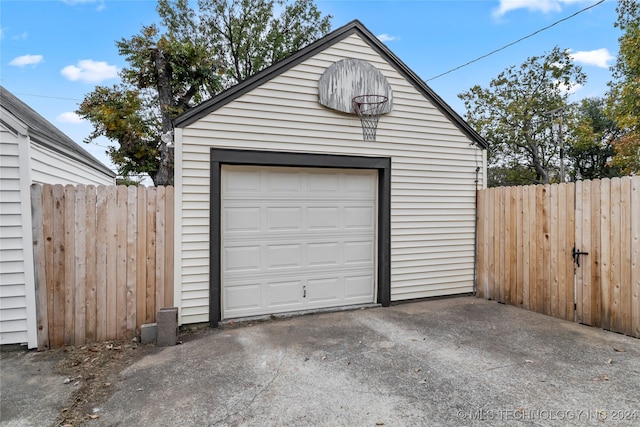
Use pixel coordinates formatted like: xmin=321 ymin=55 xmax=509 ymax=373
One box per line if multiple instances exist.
xmin=61 ymin=59 xmax=118 ymax=83
xmin=377 ymin=34 xmax=397 ymax=42
xmin=63 ymin=0 xmax=97 ymax=4
xmin=63 ymin=0 xmax=105 ymax=11
xmin=57 ymin=112 xmax=84 ymax=124
xmin=1 ymin=27 xmax=27 ymax=40
xmin=493 ymin=0 xmax=584 ymax=18
xmin=557 ymin=80 xmax=583 ymax=95
xmin=570 ymin=48 xmax=614 ymax=68
xmin=10 ymin=54 xmax=44 ymax=67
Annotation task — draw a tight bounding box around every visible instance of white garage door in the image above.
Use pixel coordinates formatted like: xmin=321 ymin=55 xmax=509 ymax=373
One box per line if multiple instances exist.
xmin=221 ymin=165 xmax=377 ymax=319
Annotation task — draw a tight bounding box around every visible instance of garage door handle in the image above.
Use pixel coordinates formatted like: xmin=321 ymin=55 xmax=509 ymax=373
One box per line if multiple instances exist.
xmin=303 ymin=286 xmax=306 ymax=298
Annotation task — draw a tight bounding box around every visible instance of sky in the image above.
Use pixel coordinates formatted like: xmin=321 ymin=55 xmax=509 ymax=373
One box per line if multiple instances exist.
xmin=1 ymin=0 xmax=621 ymax=177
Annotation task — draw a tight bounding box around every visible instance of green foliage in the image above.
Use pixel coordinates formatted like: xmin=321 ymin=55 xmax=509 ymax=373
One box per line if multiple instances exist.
xmin=116 ymin=176 xmax=144 ymax=186
xmin=459 ymin=0 xmax=638 ymax=184
xmin=609 ymin=133 xmax=640 ymax=175
xmin=459 ymin=47 xmax=586 ymax=185
xmin=608 ymin=0 xmax=640 ymax=132
xmin=607 ymin=0 xmax=640 ymax=175
xmin=78 ymin=85 xmax=160 ymax=178
xmin=197 ymin=0 xmax=332 ymax=83
xmin=566 ymin=98 xmax=622 ymax=180
xmin=77 ymin=0 xmax=332 ymax=186
xmin=487 ymin=165 xmax=537 ymax=187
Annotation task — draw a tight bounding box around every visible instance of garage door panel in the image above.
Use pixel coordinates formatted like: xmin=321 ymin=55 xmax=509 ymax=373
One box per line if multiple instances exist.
xmin=224 ymin=283 xmax=262 ymax=312
xmin=307 ymin=277 xmax=341 ymax=303
xmin=225 ymin=264 xmax=373 ymax=281
xmin=344 ymin=241 xmax=374 ymax=264
xmin=224 ymin=168 xmax=261 ymax=193
xmin=345 ymin=206 xmax=374 ymax=229
xmin=224 ymin=207 xmax=261 ymax=232
xmin=225 ymin=232 xmax=373 ymax=246
xmin=224 ymin=246 xmax=261 ymax=272
xmin=307 ymin=206 xmax=340 ymax=229
xmin=268 ymin=170 xmax=303 ymax=192
xmin=308 ymin=172 xmax=339 ymax=192
xmin=345 ymin=275 xmax=375 ymax=299
xmin=345 ymin=173 xmax=376 ymax=194
xmin=267 ymin=207 xmax=302 ymax=231
xmin=267 ymin=280 xmax=303 ymax=307
xmin=222 ymin=166 xmax=376 ymax=319
xmin=266 ymin=244 xmax=303 ymax=269
xmin=308 ymin=242 xmax=340 ymax=266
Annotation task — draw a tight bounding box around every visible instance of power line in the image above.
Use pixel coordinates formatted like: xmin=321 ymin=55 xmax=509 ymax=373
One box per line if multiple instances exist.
xmin=426 ymin=0 xmax=606 ymax=82
xmin=9 ymin=1 xmax=606 ymax=100
xmin=12 ymin=92 xmax=83 ymax=102
xmin=88 ymin=140 xmax=112 ymax=149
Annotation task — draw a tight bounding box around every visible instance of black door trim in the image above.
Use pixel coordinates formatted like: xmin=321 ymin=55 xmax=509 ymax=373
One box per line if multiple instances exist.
xmin=209 ymin=148 xmax=391 ymax=326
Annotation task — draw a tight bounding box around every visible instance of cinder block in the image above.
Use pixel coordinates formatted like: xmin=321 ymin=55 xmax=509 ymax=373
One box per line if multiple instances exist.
xmin=157 ymin=307 xmax=178 ymax=347
xmin=140 ymin=323 xmax=157 ymax=344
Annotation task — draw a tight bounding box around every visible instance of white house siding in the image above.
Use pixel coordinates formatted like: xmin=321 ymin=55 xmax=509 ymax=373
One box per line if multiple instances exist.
xmin=176 ymin=33 xmax=486 ymax=324
xmin=30 ymin=142 xmax=115 ymax=186
xmin=0 ymin=127 xmax=36 ymax=347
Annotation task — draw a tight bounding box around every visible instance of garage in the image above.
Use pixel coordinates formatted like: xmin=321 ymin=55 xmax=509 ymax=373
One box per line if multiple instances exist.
xmin=173 ymin=20 xmax=487 ymax=327
xmin=221 ymin=165 xmax=377 ymax=318
xmin=207 ymin=149 xmax=392 ymax=323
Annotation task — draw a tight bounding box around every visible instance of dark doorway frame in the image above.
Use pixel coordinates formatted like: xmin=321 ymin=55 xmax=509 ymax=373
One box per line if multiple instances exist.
xmin=209 ymin=148 xmax=391 ymax=326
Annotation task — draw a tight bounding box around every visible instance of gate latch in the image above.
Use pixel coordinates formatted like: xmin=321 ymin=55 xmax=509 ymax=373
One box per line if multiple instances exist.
xmin=572 ymin=247 xmax=589 ymax=267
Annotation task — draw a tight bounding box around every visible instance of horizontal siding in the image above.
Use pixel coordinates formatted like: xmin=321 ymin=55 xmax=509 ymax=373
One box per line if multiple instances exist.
xmin=178 ymin=33 xmax=484 ymax=324
xmin=0 ymin=283 xmax=30 ymax=297
xmin=0 ymin=134 xmax=29 ymax=345
xmin=0 ymin=134 xmax=20 ymax=156
xmin=30 ymin=142 xmax=114 ymax=186
xmin=0 ymin=328 xmax=28 ymax=346
xmin=0 ymin=296 xmax=27 ymax=310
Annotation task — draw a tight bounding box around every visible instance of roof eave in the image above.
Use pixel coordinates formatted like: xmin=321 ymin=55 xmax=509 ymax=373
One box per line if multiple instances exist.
xmin=0 ymin=86 xmax=117 ymax=177
xmin=29 ymin=130 xmax=116 ymax=178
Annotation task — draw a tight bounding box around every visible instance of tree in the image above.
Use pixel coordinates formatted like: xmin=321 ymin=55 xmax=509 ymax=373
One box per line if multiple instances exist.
xmin=77 ymin=0 xmax=331 ymax=185
xmin=459 ymin=47 xmax=587 ymax=185
xmin=78 ymin=85 xmax=161 ymax=180
xmin=609 ymin=134 xmax=640 ymax=175
xmin=116 ymin=176 xmax=144 ymax=186
xmin=607 ymin=0 xmax=640 ymax=175
xmin=487 ymin=164 xmax=537 ymax=187
xmin=566 ymin=97 xmax=621 ymax=180
xmin=199 ymin=0 xmax=331 ymax=83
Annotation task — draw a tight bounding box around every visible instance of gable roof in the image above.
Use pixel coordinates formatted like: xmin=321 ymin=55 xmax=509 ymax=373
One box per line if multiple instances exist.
xmin=174 ymin=19 xmax=487 ymax=150
xmin=0 ymin=86 xmax=116 ymax=178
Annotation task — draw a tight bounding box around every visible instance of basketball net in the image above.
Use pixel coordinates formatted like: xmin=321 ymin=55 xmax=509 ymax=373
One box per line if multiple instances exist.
xmin=352 ymin=95 xmax=388 ymax=141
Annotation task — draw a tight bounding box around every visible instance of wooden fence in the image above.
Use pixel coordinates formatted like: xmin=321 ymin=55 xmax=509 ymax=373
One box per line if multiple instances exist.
xmin=31 ymin=184 xmax=174 ymax=350
xmin=476 ymin=176 xmax=640 ymax=338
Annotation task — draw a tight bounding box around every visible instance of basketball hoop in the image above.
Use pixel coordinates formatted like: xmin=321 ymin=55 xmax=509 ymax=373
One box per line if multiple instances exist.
xmin=352 ymin=95 xmax=388 ymax=141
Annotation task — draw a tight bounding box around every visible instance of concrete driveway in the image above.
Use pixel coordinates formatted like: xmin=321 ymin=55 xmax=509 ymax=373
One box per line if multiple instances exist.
xmin=2 ymin=297 xmax=640 ymax=426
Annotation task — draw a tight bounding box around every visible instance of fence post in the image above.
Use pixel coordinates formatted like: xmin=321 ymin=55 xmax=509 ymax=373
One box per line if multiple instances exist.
xmin=31 ymin=184 xmax=49 ymax=350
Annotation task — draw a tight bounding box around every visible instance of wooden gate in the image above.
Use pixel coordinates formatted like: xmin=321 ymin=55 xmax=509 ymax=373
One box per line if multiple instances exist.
xmin=476 ymin=177 xmax=640 ymax=338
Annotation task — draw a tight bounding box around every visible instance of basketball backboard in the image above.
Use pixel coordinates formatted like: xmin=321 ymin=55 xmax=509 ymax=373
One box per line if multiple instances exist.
xmin=318 ymin=58 xmax=393 ymax=114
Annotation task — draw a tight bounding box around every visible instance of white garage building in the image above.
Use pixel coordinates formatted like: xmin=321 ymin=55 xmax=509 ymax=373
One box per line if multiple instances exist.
xmin=173 ymin=20 xmax=487 ymax=326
